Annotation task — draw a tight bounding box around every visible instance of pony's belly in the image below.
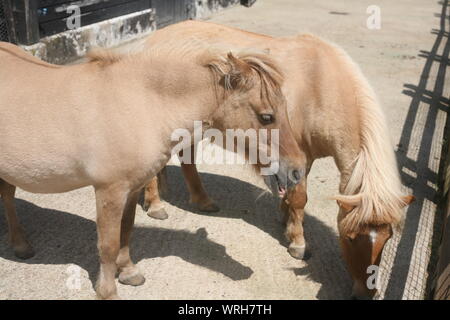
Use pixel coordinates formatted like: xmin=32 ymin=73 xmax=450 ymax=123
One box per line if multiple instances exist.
xmin=0 ymin=155 xmax=91 ymax=193
xmin=8 ymin=179 xmax=89 ymax=194
xmin=0 ymin=171 xmax=91 ymax=194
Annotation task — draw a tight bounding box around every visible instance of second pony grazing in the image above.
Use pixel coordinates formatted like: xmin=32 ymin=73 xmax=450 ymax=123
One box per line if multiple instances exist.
xmin=143 ymin=21 xmax=415 ymax=299
xmin=0 ymin=40 xmax=304 ymax=299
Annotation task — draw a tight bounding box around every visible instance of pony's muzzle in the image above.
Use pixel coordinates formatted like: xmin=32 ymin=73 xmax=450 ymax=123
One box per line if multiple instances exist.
xmin=263 ymin=162 xmax=304 ymax=198
xmin=288 ymin=168 xmax=303 ymax=186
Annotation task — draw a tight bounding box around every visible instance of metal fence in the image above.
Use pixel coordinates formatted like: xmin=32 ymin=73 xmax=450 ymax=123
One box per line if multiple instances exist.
xmin=0 ymin=1 xmax=9 ymax=42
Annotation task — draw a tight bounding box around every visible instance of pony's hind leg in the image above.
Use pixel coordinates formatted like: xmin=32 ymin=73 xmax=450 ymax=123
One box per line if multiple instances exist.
xmin=0 ymin=179 xmax=34 ymax=259
xmin=282 ymin=180 xmax=308 ymax=260
xmin=116 ymin=190 xmax=145 ymax=286
xmin=144 ymin=176 xmax=169 ymax=220
xmin=94 ymin=184 xmax=129 ymax=299
xmin=179 ymin=144 xmax=218 ymax=212
xmin=181 ymin=163 xmax=219 ymax=212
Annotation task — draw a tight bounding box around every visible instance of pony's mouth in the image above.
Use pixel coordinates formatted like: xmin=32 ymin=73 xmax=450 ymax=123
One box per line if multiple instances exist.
xmin=263 ymin=162 xmax=303 ymax=199
xmin=274 ymin=174 xmax=286 ymax=198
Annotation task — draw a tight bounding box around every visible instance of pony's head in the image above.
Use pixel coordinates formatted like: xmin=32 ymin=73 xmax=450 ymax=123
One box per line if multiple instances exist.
xmin=335 ymin=194 xmax=414 ymax=299
xmin=207 ymin=51 xmax=306 ymax=193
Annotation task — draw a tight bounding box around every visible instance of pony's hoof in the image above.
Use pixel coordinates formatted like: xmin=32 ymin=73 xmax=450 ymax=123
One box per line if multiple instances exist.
xmin=197 ymin=201 xmax=220 ymax=213
xmin=118 ymin=271 xmax=146 ymax=287
xmin=97 ymin=293 xmax=121 ymax=300
xmin=14 ymin=245 xmax=35 ymax=260
xmin=288 ymin=244 xmax=309 ymax=260
xmin=147 ymin=208 xmax=168 ymax=220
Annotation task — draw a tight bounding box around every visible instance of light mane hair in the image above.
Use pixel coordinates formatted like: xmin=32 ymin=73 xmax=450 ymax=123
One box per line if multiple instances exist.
xmin=206 ymin=49 xmax=284 ymax=108
xmin=87 ymin=38 xmax=284 ymax=108
xmin=333 ymin=48 xmax=407 ymax=234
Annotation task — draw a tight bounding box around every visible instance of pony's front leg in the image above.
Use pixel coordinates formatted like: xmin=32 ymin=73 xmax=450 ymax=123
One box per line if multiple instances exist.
xmin=0 ymin=179 xmax=34 ymax=259
xmin=116 ymin=190 xmax=145 ymax=286
xmin=94 ymin=184 xmax=128 ymax=300
xmin=282 ymin=180 xmax=308 ymax=260
xmin=143 ymin=176 xmax=168 ymax=220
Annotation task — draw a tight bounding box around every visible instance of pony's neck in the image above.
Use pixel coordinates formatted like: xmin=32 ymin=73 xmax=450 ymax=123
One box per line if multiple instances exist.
xmin=109 ymin=52 xmax=220 ymax=133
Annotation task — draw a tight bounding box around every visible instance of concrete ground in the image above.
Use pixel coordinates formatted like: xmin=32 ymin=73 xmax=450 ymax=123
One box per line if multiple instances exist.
xmin=0 ymin=0 xmax=448 ymax=300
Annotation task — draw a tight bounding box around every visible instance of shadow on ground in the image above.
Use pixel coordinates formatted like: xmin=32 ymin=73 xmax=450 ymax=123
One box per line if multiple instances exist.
xmin=148 ymin=165 xmax=352 ymax=299
xmin=0 ymin=198 xmax=253 ymax=288
xmin=387 ymin=0 xmax=450 ymax=299
xmin=1 ymin=167 xmax=351 ymax=299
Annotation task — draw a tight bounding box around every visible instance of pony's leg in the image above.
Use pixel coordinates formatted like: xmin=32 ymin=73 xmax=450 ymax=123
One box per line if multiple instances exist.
xmin=178 ymin=144 xmax=218 ymax=212
xmin=181 ymin=163 xmax=219 ymax=212
xmin=116 ymin=191 xmax=145 ymax=286
xmin=143 ymin=176 xmax=168 ymax=220
xmin=282 ymin=180 xmax=308 ymax=260
xmin=94 ymin=184 xmax=128 ymax=300
xmin=0 ymin=179 xmax=34 ymax=259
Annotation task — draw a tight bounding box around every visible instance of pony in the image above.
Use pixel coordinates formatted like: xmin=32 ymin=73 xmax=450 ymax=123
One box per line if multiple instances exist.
xmin=142 ymin=20 xmax=415 ymax=299
xmin=0 ymin=40 xmax=304 ymax=299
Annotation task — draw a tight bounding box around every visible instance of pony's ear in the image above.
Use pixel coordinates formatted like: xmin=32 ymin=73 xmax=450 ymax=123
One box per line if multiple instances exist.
xmin=227 ymin=52 xmax=252 ymax=74
xmin=401 ymin=195 xmax=415 ymax=207
xmin=333 ymin=194 xmax=362 ymax=213
xmin=336 ymin=199 xmax=355 ymax=213
xmin=224 ymin=52 xmax=254 ymax=90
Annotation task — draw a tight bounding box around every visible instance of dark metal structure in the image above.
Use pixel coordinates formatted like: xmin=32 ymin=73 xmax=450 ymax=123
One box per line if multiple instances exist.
xmin=0 ymin=0 xmax=10 ymax=41
xmin=241 ymin=0 xmax=256 ymax=7
xmin=153 ymin=0 xmax=194 ymax=28
xmin=1 ymin=0 xmax=254 ymax=45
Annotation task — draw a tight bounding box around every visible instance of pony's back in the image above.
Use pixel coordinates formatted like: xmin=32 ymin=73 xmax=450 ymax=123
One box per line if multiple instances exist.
xmin=0 ymin=42 xmax=59 ymax=70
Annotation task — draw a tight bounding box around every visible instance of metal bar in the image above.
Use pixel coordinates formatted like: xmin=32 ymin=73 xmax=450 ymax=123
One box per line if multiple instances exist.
xmin=2 ymin=0 xmax=18 ymax=43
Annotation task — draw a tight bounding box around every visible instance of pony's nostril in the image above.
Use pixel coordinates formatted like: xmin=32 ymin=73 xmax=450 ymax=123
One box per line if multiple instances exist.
xmin=292 ymin=169 xmax=301 ymax=182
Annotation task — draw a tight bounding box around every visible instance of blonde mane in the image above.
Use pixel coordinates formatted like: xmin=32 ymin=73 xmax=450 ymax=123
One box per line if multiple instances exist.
xmin=150 ymin=37 xmax=285 ymax=108
xmin=206 ymin=49 xmax=284 ymax=107
xmin=87 ymin=39 xmax=284 ymax=109
xmin=335 ymin=52 xmax=407 ymax=234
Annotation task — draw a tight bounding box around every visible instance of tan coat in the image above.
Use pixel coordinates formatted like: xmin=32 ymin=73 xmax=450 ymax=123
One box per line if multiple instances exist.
xmin=0 ymin=39 xmax=303 ymax=299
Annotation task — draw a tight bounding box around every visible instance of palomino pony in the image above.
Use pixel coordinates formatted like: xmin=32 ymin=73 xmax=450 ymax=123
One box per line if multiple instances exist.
xmin=0 ymin=40 xmax=305 ymax=299
xmin=142 ymin=21 xmax=415 ymax=299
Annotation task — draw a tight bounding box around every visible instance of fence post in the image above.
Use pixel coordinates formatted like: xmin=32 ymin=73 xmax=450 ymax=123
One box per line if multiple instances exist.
xmin=12 ymin=0 xmax=40 ymax=45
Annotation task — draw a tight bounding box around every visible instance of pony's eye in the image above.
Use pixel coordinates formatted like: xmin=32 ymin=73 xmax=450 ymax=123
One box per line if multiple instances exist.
xmin=259 ymin=113 xmax=274 ymax=125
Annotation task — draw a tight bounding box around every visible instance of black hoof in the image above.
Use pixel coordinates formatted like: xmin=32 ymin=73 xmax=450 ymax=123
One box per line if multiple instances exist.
xmin=197 ymin=202 xmax=220 ymax=213
xmin=14 ymin=247 xmax=35 ymax=260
